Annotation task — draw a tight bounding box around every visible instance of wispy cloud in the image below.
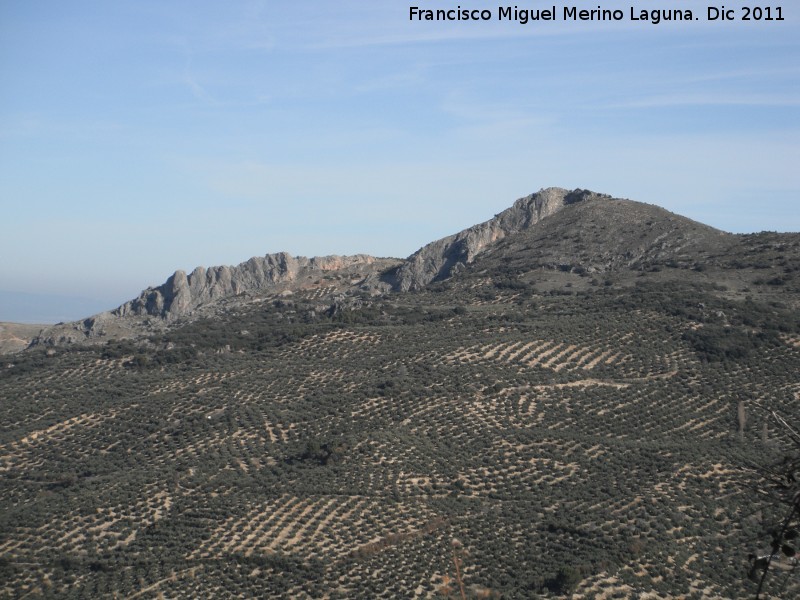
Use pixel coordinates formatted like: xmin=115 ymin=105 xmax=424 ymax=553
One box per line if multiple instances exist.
xmin=179 ymin=46 xmax=219 ymax=104
xmin=610 ymin=92 xmax=800 ymax=109
xmin=353 ymin=66 xmax=427 ymax=93
xmin=681 ymin=66 xmax=800 ymax=85
xmin=181 ymin=74 xmax=215 ymax=104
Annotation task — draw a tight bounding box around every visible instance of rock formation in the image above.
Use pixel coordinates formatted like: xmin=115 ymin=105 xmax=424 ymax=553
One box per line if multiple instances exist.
xmin=115 ymin=253 xmax=392 ymax=320
xmin=390 ymin=187 xmax=611 ymax=291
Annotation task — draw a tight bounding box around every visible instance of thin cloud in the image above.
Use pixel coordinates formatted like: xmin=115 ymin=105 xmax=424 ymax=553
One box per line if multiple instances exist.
xmin=681 ymin=66 xmax=800 ymax=85
xmin=180 ymin=52 xmax=218 ymax=104
xmin=304 ymin=21 xmax=620 ymax=51
xmin=610 ymin=93 xmax=800 ymax=109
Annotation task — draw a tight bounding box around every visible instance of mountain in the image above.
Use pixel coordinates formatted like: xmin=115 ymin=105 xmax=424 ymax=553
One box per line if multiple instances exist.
xmin=29 ymin=187 xmax=608 ymax=349
xmin=23 ymin=187 xmax=799 ymax=352
xmin=31 ymin=187 xmax=605 ymax=338
xmin=2 ymin=188 xmax=799 ymax=598
xmin=389 ymin=187 xmax=612 ymax=291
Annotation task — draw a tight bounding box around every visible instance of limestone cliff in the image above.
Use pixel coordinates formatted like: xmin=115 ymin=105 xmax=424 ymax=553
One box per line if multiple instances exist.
xmin=390 ymin=187 xmax=610 ymax=291
xmin=26 ymin=253 xmax=398 ymax=348
xmin=116 ymin=252 xmax=391 ymax=320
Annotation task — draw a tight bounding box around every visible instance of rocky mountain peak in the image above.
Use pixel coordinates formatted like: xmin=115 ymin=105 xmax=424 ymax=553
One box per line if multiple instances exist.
xmin=390 ymin=187 xmax=611 ymax=291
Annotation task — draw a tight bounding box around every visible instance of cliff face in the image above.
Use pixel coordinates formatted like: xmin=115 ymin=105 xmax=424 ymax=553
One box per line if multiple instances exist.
xmin=390 ymin=187 xmax=610 ymax=291
xmin=115 ymin=253 xmax=389 ymax=321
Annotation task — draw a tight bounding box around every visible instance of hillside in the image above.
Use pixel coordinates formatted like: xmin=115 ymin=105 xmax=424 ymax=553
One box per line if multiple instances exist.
xmin=458 ymin=197 xmax=800 ymax=298
xmin=2 ymin=189 xmax=800 ymax=598
xmin=0 ymin=323 xmax=47 ymax=355
xmin=388 ymin=188 xmax=612 ymax=291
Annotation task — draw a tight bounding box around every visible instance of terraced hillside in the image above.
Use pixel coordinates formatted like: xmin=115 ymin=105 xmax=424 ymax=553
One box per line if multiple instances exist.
xmin=2 ymin=194 xmax=800 ymax=598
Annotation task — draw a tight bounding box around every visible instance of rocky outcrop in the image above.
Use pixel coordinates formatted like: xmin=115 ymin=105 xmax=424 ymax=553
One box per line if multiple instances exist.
xmin=26 ymin=252 xmax=397 ymax=349
xmin=115 ymin=252 xmax=389 ymax=320
xmin=390 ymin=187 xmax=610 ymax=291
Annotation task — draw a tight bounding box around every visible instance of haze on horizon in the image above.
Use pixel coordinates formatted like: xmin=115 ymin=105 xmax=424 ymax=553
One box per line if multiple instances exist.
xmin=2 ymin=1 xmax=799 ymax=323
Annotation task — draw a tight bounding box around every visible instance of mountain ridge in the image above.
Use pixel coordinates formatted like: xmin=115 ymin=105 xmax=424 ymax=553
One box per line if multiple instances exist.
xmin=115 ymin=253 xmax=396 ymax=321
xmin=24 ymin=186 xmax=600 ymax=349
xmin=11 ymin=186 xmax=800 ymax=352
xmin=113 ymin=186 xmax=613 ymax=319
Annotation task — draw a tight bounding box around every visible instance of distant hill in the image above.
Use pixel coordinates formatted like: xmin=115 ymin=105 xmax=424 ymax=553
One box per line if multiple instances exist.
xmin=0 ymin=322 xmax=47 ymax=354
xmin=0 ymin=289 xmax=117 ymax=325
xmin=2 ymin=187 xmax=799 ymax=597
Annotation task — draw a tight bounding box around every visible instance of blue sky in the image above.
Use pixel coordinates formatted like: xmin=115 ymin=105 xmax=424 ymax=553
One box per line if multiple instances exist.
xmin=1 ymin=1 xmax=798 ymax=322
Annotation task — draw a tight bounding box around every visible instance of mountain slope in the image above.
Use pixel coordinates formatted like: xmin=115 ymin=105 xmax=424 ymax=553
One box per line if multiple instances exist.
xmin=441 ymin=195 xmax=800 ymax=308
xmin=2 ymin=253 xmax=798 ymax=598
xmin=478 ymin=196 xmax=733 ymax=273
xmin=389 ymin=187 xmax=612 ymax=291
xmin=0 ymin=322 xmax=46 ymax=354
xmin=2 ymin=188 xmax=800 ymax=597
